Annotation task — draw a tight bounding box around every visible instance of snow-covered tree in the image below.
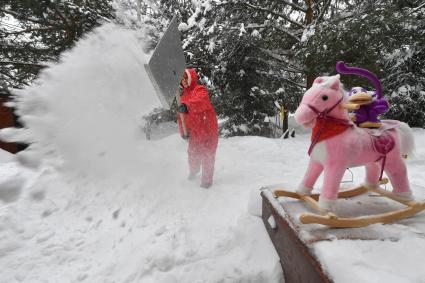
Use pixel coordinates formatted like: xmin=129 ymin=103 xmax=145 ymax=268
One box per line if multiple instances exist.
xmin=178 ymin=0 xmax=329 ymax=136
xmin=383 ymin=2 xmax=425 ymax=128
xmin=296 ymin=0 xmax=424 ymax=127
xmin=0 ymin=0 xmax=114 ymax=96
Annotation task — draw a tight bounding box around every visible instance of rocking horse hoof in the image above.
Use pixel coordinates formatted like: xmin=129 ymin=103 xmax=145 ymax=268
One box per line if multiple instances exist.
xmin=296 ymin=185 xmax=312 ymax=196
xmin=363 ymin=182 xmax=380 ymax=190
xmin=318 ymin=197 xmax=337 ymax=213
xmin=363 ymin=179 xmax=389 ymax=190
xmin=393 ymin=191 xmax=415 ymax=201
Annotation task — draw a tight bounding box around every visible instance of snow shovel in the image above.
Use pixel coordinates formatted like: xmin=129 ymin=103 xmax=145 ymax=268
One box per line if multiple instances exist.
xmin=144 ymin=15 xmax=187 ymax=136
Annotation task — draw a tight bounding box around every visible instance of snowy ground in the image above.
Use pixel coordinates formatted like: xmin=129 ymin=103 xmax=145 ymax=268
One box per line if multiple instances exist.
xmin=0 ymin=135 xmax=286 ymax=283
xmin=0 ymin=23 xmax=424 ymax=283
xmin=1 ymin=131 xmax=425 ymax=283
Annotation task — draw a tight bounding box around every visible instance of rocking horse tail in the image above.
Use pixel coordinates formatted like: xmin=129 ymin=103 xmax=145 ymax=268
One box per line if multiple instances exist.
xmin=335 ymin=61 xmax=383 ymax=99
xmin=396 ymin=122 xmax=415 ymax=158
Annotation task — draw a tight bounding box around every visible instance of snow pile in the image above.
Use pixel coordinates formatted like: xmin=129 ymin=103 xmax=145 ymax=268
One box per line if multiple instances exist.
xmin=0 ymin=23 xmax=282 ymax=282
xmin=0 ymin=150 xmax=24 ymax=204
xmin=0 ymin=149 xmax=14 ymax=163
xmin=0 ymin=135 xmax=284 ymax=282
xmin=1 ymin=126 xmax=424 ymax=282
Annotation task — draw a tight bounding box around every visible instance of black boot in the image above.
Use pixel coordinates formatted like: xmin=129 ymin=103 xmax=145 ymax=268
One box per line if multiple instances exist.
xmin=200 ymin=182 xmax=212 ymax=189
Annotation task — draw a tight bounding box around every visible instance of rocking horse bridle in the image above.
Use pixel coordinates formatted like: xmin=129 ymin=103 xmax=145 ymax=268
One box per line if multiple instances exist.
xmin=307 ymin=97 xmax=352 ymax=155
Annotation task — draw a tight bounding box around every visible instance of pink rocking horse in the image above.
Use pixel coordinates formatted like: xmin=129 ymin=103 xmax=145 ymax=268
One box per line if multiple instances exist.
xmin=294 ymin=75 xmax=415 ymax=212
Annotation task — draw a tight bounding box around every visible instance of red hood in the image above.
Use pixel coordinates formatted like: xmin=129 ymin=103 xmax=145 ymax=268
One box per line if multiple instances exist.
xmin=185 ymin=68 xmax=198 ymax=90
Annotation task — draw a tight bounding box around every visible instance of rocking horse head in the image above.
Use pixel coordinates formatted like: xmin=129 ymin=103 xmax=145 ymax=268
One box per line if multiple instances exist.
xmin=295 ymin=75 xmax=349 ymax=129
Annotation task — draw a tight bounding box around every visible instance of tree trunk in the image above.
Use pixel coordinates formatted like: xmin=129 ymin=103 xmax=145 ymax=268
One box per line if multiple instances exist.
xmin=305 ymin=0 xmax=315 ymax=89
xmin=282 ymin=108 xmax=289 ymax=136
xmin=137 ymin=0 xmax=141 ymax=22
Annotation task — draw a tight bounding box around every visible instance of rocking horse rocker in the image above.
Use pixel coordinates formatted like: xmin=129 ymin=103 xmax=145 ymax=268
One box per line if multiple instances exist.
xmin=274 ymin=67 xmax=425 ymax=228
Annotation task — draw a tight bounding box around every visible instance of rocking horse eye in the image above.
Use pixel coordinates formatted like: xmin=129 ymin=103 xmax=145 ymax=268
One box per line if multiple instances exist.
xmin=322 ymin=95 xmax=328 ymax=101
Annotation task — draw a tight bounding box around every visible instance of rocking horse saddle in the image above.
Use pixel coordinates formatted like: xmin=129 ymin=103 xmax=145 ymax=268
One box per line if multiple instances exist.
xmin=371 ymin=131 xmax=395 ymax=155
xmin=364 ymin=120 xmax=399 ymax=155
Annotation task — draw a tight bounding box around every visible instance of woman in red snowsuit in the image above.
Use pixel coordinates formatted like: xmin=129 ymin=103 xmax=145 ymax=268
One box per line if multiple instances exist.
xmin=177 ymin=69 xmax=218 ymax=188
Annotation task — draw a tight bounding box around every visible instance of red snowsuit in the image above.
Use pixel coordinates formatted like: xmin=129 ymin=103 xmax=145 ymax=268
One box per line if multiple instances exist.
xmin=177 ymin=69 xmax=219 ymax=186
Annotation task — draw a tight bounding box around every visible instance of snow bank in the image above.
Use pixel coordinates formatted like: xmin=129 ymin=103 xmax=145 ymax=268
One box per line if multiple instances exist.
xmin=0 ymin=23 xmax=282 ymax=282
xmin=0 ymin=134 xmax=284 ymax=282
xmin=0 ymin=149 xmax=14 ymax=163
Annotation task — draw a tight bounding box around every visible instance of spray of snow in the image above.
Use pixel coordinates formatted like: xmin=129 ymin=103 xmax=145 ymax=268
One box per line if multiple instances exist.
xmin=1 ymin=24 xmax=161 ymax=179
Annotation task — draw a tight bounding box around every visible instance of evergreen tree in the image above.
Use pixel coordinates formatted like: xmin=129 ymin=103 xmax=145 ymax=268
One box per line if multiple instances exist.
xmin=120 ymin=1 xmax=333 ymax=136
xmin=296 ymin=0 xmax=425 ymax=127
xmin=117 ymin=0 xmax=425 ymax=134
xmin=0 ymin=0 xmax=114 ymax=96
xmin=383 ymin=2 xmax=425 ymax=128
xmin=178 ymin=0 xmax=328 ymax=136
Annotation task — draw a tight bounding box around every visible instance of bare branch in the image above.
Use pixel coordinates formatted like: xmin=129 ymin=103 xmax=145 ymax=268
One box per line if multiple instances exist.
xmin=408 ymin=1 xmax=425 ymax=15
xmin=0 ymin=8 xmax=57 ymax=27
xmin=0 ymin=74 xmax=31 ymax=88
xmin=258 ymin=48 xmax=305 ymax=72
xmin=256 ymin=69 xmax=305 ymax=88
xmin=273 ymin=25 xmax=301 ymax=42
xmin=243 ymin=2 xmax=305 ymax=29
xmin=1 ymin=43 xmax=54 ymax=53
xmin=52 ymin=5 xmax=71 ymax=27
xmin=0 ymin=69 xmax=15 ymax=80
xmin=0 ymin=61 xmax=47 ymax=68
xmin=1 ymin=27 xmax=59 ymax=35
xmin=316 ymin=0 xmax=332 ymax=23
xmin=280 ymin=0 xmax=308 ymax=12
xmin=231 ymin=23 xmax=301 ymax=42
xmin=246 ymin=55 xmax=305 ymax=75
xmin=321 ymin=7 xmax=370 ymax=26
xmin=277 ymin=76 xmax=305 ymax=89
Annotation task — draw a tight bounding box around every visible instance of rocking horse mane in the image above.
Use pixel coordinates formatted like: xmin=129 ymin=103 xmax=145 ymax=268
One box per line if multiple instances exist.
xmin=312 ymin=74 xmax=342 ymax=88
